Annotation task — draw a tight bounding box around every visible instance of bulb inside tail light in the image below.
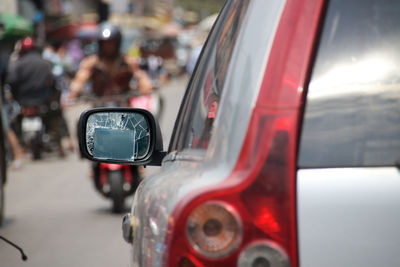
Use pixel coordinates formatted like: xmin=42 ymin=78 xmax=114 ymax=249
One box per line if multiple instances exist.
xmin=237 ymin=241 xmax=290 ymax=267
xmin=186 ymin=201 xmax=243 ymax=258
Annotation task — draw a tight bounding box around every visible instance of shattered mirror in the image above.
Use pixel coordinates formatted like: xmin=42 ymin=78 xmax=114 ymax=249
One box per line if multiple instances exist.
xmin=86 ymin=112 xmax=150 ymax=161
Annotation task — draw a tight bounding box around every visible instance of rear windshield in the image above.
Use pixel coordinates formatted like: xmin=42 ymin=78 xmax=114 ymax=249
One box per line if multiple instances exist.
xmin=298 ymin=0 xmax=400 ymax=168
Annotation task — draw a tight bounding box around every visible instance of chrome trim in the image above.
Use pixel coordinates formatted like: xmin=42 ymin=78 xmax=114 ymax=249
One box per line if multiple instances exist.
xmin=122 ymin=213 xmax=134 ymax=244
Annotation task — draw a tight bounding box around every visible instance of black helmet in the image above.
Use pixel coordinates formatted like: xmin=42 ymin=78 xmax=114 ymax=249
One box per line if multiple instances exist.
xmin=97 ymin=22 xmax=122 ymax=42
xmin=97 ymin=22 xmax=122 ymax=58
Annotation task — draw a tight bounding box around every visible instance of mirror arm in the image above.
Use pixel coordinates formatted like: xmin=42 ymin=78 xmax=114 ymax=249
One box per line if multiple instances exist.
xmin=148 ymin=151 xmax=168 ymax=166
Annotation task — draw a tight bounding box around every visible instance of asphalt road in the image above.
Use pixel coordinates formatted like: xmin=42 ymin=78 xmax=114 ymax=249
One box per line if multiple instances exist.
xmin=0 ymin=75 xmax=188 ymax=267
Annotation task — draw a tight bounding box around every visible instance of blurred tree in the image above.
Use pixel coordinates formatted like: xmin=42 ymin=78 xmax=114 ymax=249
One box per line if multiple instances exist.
xmin=175 ymin=0 xmax=224 ymax=18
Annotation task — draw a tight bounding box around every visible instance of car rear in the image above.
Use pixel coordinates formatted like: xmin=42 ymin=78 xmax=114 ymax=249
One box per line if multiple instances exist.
xmin=130 ymin=0 xmax=400 ymax=266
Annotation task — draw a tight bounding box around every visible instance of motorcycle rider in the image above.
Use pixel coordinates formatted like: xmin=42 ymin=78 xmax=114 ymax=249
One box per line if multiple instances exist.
xmin=6 ymin=37 xmax=67 ymax=157
xmin=7 ymin=37 xmax=55 ymax=109
xmin=70 ymin=22 xmax=152 ymax=193
xmin=70 ymin=22 xmax=152 ymax=98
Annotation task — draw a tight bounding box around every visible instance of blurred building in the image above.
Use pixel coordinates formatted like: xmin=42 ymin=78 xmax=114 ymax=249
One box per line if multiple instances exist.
xmin=0 ymin=0 xmax=18 ymax=15
xmin=174 ymin=0 xmax=224 ymax=21
xmin=131 ymin=0 xmax=173 ymax=21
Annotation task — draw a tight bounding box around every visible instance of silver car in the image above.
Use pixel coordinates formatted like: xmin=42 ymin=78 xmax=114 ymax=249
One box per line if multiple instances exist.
xmin=79 ymin=0 xmax=400 ymax=266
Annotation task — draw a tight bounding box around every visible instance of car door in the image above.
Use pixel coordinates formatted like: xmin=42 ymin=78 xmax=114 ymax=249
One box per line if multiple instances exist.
xmin=297 ymin=0 xmax=400 ymax=266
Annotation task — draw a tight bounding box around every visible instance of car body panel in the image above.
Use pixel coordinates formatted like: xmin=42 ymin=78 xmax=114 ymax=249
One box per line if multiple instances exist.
xmin=130 ymin=0 xmax=286 ymax=265
xmin=297 ymin=1 xmax=400 ymax=266
xmin=298 ymin=0 xmax=400 ymax=169
xmin=298 ymin=168 xmax=400 ymax=267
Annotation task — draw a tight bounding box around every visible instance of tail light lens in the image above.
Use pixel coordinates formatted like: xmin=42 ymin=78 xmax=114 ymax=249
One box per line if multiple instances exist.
xmin=22 ymin=106 xmax=39 ymax=116
xmin=186 ymin=201 xmax=243 ymax=258
xmin=168 ymin=113 xmax=298 ymax=267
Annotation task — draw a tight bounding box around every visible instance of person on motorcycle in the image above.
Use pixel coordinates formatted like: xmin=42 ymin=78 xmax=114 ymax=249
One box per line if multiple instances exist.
xmin=69 ymin=22 xmax=153 ymax=99
xmin=6 ymin=37 xmax=68 ymax=158
xmin=7 ymin=37 xmax=55 ymax=108
xmin=70 ymin=22 xmax=151 ymax=196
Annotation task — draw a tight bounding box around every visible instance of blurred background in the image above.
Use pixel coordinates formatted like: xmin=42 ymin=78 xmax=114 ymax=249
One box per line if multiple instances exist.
xmin=0 ymin=0 xmax=224 ymax=266
xmin=1 ymin=0 xmax=224 ymax=76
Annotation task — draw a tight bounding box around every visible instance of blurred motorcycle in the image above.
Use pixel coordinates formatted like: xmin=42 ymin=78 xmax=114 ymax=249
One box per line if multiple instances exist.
xmin=79 ymin=65 xmax=162 ymax=212
xmin=93 ymin=162 xmax=140 ymax=213
xmin=82 ymin=93 xmax=143 ymax=213
xmin=17 ymin=99 xmax=65 ymax=160
xmin=20 ymin=105 xmax=45 ymax=160
xmin=136 ymin=55 xmax=166 ymax=120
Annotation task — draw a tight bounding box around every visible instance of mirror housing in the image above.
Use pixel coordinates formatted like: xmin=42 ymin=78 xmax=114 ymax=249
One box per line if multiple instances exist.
xmin=78 ymin=107 xmax=166 ymax=166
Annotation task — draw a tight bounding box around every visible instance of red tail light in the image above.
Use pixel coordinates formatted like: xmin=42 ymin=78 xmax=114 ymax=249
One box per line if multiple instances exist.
xmin=166 ymin=0 xmax=325 ymax=266
xmin=22 ymin=106 xmax=39 ymax=117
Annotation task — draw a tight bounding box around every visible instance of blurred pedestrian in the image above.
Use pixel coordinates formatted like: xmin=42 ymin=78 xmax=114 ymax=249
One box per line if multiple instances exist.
xmin=186 ymin=45 xmax=202 ymax=75
xmin=43 ymin=40 xmax=75 ymax=153
xmin=2 ymin=102 xmax=24 ymax=170
xmin=1 ymin=41 xmax=24 ymax=169
xmin=186 ymin=33 xmax=208 ymax=75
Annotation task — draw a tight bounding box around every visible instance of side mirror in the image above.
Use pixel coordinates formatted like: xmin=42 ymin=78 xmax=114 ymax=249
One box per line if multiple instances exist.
xmin=78 ymin=108 xmax=166 ymax=166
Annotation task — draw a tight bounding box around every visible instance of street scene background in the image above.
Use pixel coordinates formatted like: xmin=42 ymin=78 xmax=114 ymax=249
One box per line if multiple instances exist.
xmin=0 ymin=0 xmax=224 ymax=265
xmin=0 ymin=75 xmax=188 ymax=266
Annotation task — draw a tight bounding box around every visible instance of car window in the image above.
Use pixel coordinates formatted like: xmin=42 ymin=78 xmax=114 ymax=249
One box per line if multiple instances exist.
xmin=170 ymin=0 xmax=250 ymax=152
xmin=298 ymin=0 xmax=400 ymax=168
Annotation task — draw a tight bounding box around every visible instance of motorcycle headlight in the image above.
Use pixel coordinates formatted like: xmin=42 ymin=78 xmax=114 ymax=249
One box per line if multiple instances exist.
xmin=186 ymin=201 xmax=243 ymax=258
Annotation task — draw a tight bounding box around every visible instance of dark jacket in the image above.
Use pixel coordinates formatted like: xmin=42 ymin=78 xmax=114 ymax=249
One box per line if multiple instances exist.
xmin=7 ymin=51 xmax=55 ymax=106
xmin=91 ymin=55 xmax=132 ymax=97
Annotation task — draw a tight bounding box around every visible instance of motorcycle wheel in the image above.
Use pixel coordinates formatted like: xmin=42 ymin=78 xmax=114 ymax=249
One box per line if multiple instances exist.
xmin=109 ymin=171 xmax=125 ymax=213
xmin=31 ymin=134 xmax=42 ymax=160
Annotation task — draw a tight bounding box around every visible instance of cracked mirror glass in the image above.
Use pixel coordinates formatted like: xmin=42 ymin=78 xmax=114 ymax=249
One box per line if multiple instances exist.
xmin=86 ymin=112 xmax=150 ymax=161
